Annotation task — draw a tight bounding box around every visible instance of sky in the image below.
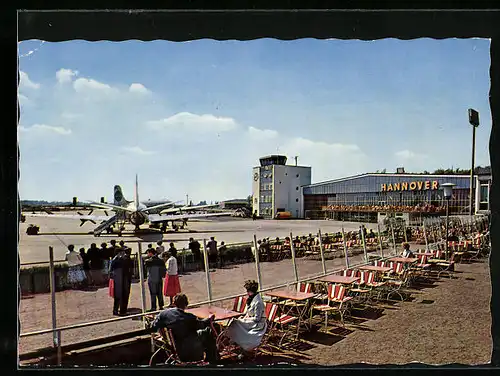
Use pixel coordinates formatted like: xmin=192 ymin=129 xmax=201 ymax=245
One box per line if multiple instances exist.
xmin=18 ymin=38 xmax=491 ymax=203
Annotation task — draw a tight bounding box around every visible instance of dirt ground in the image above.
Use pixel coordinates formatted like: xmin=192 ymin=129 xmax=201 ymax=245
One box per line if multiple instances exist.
xmin=19 ymin=252 xmax=492 ymax=366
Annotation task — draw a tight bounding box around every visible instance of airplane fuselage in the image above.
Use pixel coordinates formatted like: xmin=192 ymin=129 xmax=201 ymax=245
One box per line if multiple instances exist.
xmin=123 ymin=202 xmax=149 ymax=227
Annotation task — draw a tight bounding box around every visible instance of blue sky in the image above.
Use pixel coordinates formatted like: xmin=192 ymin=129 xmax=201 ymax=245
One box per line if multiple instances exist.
xmin=18 ymin=38 xmax=491 ymax=203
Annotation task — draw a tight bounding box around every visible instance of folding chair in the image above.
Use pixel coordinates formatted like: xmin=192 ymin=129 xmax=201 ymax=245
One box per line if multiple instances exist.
xmin=349 ymin=271 xmax=372 ymax=304
xmin=310 ymin=284 xmax=352 ymax=329
xmin=264 ymin=302 xmax=298 ymax=347
xmin=150 ymin=327 xmax=209 ymax=366
xmin=232 ymin=296 xmax=248 ymax=313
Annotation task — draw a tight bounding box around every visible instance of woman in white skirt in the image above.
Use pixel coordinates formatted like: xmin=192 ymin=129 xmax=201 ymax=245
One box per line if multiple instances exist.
xmin=65 ymin=244 xmax=86 ymax=288
xmin=226 ymin=280 xmax=267 ymax=358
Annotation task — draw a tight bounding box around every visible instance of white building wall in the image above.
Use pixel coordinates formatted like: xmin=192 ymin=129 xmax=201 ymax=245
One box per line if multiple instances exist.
xmin=272 ymin=165 xmax=311 ymax=218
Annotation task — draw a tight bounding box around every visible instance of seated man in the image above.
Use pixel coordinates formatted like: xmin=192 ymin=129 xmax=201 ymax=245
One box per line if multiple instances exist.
xmin=149 ymin=293 xmax=219 ymax=364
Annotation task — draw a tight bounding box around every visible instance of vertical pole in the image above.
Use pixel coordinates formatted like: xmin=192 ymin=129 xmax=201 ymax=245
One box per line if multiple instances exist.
xmin=360 ymin=226 xmax=368 ymax=263
xmin=423 ymin=220 xmax=429 ymax=252
xmin=404 ymin=224 xmax=408 ymax=243
xmin=317 ymin=229 xmax=327 ymax=275
xmin=136 ymin=244 xmax=147 ymax=328
xmin=48 ymin=247 xmax=62 ymax=365
xmin=289 ymin=232 xmax=299 ymax=284
xmin=202 ymin=239 xmax=213 ymax=304
xmin=377 ymin=223 xmax=384 ymax=258
xmin=341 ymin=226 xmax=349 ymax=268
xmin=445 ymin=200 xmax=450 ymax=259
xmin=469 ymin=125 xmax=476 ymax=219
xmin=390 ymin=222 xmax=397 ymax=255
xmin=253 ymin=235 xmax=263 ymax=289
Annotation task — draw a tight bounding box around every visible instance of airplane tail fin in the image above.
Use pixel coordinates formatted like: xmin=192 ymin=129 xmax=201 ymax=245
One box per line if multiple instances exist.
xmin=135 ymin=174 xmax=140 ymax=209
xmin=114 ymin=185 xmax=127 ymax=206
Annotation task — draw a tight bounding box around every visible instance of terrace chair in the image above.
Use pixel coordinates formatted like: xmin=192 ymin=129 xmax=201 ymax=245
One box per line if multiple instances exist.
xmin=149 ymin=327 xmax=208 ymax=366
xmin=264 ymin=302 xmax=299 ymax=347
xmin=383 ymin=268 xmax=412 ymax=301
xmin=364 ymin=272 xmax=387 ymax=300
xmin=310 ymin=284 xmax=353 ymax=329
xmin=233 ymin=296 xmax=248 ymax=314
xmin=350 ymin=271 xmax=372 ymax=304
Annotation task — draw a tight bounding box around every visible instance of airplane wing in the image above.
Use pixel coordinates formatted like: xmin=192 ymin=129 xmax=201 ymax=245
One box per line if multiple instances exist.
xmin=160 ymin=203 xmax=220 ymax=214
xmin=141 ymin=200 xmax=183 ymax=213
xmin=24 ymin=212 xmax=113 ymax=222
xmin=84 ymin=201 xmax=136 ymax=213
xmin=148 ymin=211 xmax=233 ymax=223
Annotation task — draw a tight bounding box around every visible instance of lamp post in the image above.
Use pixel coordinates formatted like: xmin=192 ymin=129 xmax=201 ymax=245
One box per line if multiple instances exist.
xmin=468 ymin=108 xmax=480 ymax=219
xmin=442 ymin=183 xmax=455 ymax=259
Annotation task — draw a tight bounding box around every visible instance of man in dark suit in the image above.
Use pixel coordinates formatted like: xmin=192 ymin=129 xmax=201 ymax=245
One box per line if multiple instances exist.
xmin=145 ymin=248 xmax=166 ymax=311
xmin=109 ymin=249 xmax=134 ymax=316
xmin=149 ymin=294 xmax=219 ymax=364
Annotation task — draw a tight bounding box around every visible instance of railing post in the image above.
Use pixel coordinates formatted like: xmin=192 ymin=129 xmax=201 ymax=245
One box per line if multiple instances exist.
xmin=317 ymin=229 xmax=327 ymax=275
xmin=404 ymin=223 xmax=408 ymax=243
xmin=360 ymin=226 xmax=368 ymax=263
xmin=252 ymin=235 xmax=263 ymax=289
xmin=390 ymin=222 xmax=397 ymax=255
xmin=289 ymin=232 xmax=299 ymax=284
xmin=136 ymin=243 xmax=147 ymax=329
xmin=48 ymin=246 xmax=62 ymax=365
xmin=423 ymin=219 xmax=429 ymax=252
xmin=377 ymin=223 xmax=384 ymax=258
xmin=341 ymin=226 xmax=349 ymax=268
xmin=202 ymin=239 xmax=213 ymax=304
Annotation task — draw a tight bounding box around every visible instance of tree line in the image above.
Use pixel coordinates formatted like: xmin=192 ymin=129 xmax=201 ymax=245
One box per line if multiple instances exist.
xmin=374 ymin=166 xmax=490 ymax=175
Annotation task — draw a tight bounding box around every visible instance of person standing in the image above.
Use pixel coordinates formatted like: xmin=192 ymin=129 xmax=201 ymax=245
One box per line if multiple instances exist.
xmin=163 ymin=249 xmax=181 ymax=307
xmin=65 ymin=245 xmax=86 ymax=289
xmin=156 ymin=240 xmax=165 ymax=256
xmin=188 ymin=238 xmax=202 ymax=269
xmin=109 ymin=249 xmax=134 ymax=316
xmin=206 ymin=237 xmax=218 ymax=268
xmin=145 ymin=248 xmax=166 ymax=311
xmin=100 ymin=243 xmax=111 ymax=283
xmin=79 ymin=247 xmax=92 ymax=286
xmin=109 ymin=239 xmax=118 ymax=257
xmin=87 ymin=243 xmax=103 ymax=286
xmin=218 ymin=241 xmax=227 ymax=268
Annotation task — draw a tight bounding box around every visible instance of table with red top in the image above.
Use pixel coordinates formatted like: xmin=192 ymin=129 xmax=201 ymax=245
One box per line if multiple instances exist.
xmin=318 ymin=275 xmax=360 ymax=285
xmin=415 ymin=252 xmax=435 ymax=257
xmin=266 ymin=290 xmax=317 ymax=337
xmin=389 ymin=257 xmax=418 ymax=264
xmin=186 ymin=306 xmax=243 ymax=322
xmin=358 ymin=265 xmax=392 ymax=273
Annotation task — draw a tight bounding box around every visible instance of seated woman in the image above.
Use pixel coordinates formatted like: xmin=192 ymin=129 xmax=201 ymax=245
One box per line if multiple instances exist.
xmin=226 ymin=280 xmax=267 ymax=358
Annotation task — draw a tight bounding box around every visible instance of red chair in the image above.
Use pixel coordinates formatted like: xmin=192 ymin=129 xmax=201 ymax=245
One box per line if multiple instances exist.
xmin=310 ymin=284 xmax=352 ymax=329
xmin=232 ymin=296 xmax=248 ymax=313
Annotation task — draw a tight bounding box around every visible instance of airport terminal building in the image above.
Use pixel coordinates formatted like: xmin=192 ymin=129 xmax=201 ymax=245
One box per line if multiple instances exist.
xmin=251 ymin=155 xmax=491 ymax=223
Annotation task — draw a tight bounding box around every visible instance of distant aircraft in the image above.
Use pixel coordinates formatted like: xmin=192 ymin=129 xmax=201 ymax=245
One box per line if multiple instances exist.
xmin=23 ymin=174 xmax=234 ymax=236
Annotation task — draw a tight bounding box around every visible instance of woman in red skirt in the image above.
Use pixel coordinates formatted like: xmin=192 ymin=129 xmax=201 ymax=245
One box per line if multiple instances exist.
xmin=163 ymin=248 xmax=181 ymax=306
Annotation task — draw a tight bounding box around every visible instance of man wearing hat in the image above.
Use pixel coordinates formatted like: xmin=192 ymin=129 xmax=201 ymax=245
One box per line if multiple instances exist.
xmin=145 ymin=247 xmax=167 ymax=311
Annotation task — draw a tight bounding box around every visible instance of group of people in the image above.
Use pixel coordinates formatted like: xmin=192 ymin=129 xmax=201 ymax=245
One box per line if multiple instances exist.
xmin=148 ymin=280 xmax=266 ymax=364
xmin=65 ymin=239 xmax=132 ymax=288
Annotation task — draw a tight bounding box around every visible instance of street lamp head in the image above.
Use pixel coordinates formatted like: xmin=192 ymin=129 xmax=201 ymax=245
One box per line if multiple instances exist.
xmin=468 ymin=108 xmax=480 ymax=127
xmin=441 ymin=183 xmax=456 ymax=200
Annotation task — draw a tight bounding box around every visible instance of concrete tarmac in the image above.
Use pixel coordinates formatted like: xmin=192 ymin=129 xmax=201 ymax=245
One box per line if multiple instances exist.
xmin=19 ymin=210 xmax=379 ymax=264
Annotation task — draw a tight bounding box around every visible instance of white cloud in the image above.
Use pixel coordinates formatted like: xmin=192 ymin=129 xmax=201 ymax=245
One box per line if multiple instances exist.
xmin=129 ymin=83 xmax=151 ymax=95
xmin=56 ymin=68 xmax=79 ymax=84
xmin=395 ymin=149 xmax=427 ymax=160
xmin=122 ymin=146 xmax=156 ymax=156
xmin=19 ymin=124 xmax=72 ymax=135
xmin=146 ymin=112 xmax=239 ymax=133
xmin=19 ymin=71 xmax=40 ymax=90
xmin=248 ymin=126 xmax=278 ymax=139
xmin=73 ymin=77 xmax=115 ymax=94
